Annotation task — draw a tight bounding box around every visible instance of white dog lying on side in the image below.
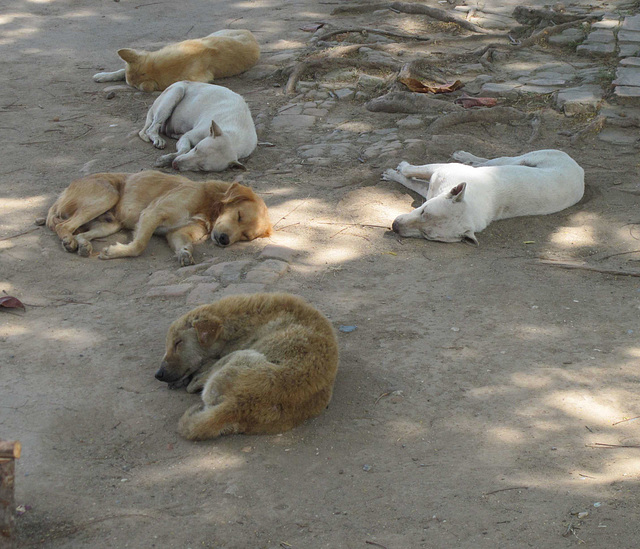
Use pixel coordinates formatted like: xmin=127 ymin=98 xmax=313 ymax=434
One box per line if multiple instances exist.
xmin=139 ymin=81 xmax=258 ymax=172
xmin=382 ymin=149 xmax=584 ymax=245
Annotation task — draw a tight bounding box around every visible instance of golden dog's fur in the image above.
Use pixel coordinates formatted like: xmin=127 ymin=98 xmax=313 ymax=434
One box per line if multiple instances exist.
xmin=47 ymin=171 xmax=272 ymax=266
xmin=156 ymin=293 xmax=339 ymax=440
xmin=117 ymin=29 xmax=259 ymax=92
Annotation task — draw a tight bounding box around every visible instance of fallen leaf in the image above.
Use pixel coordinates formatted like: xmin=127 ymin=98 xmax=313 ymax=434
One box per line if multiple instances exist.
xmin=454 ymin=96 xmax=498 ymax=108
xmin=400 ymin=77 xmax=463 ymax=94
xmin=0 ymin=296 xmax=25 ymax=311
xmin=300 ymin=22 xmax=324 ymax=32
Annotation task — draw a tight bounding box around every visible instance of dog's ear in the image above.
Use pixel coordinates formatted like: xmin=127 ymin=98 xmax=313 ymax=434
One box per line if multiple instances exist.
xmin=223 ymin=182 xmax=257 ymax=205
xmin=192 ymin=318 xmax=222 ymax=347
xmin=209 ymin=120 xmax=223 ymax=138
xmin=117 ymin=48 xmax=142 ymax=64
xmin=449 ymin=182 xmax=467 ymax=203
xmin=462 ymin=230 xmax=479 ymax=246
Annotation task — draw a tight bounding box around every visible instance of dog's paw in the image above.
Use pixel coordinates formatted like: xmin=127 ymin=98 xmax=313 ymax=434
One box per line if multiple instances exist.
xmin=99 ymin=242 xmax=126 ymax=260
xmin=93 ymin=72 xmax=111 ymax=82
xmin=152 ymin=137 xmax=166 ymax=150
xmin=382 ymin=168 xmax=400 ymax=182
xmin=138 ymin=130 xmax=151 ymax=143
xmin=155 ymin=154 xmax=173 ymax=167
xmin=62 ymin=237 xmax=78 ymax=253
xmin=77 ymin=242 xmax=93 ymax=258
xmin=186 ymin=373 xmax=207 ymax=394
xmin=177 ymin=404 xmax=207 ymax=440
xmin=397 ymin=161 xmax=412 ymax=175
xmin=178 ymin=250 xmax=195 ymax=267
xmin=451 ymin=150 xmax=473 ymax=164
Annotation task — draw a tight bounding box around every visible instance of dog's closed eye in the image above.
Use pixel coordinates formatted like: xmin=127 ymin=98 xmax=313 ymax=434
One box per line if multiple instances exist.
xmin=237 ymin=212 xmax=242 ymax=222
xmin=174 ymin=339 xmax=183 ymax=352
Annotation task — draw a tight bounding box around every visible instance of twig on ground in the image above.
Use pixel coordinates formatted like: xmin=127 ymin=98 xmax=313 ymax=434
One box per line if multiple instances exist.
xmin=0 ymin=227 xmax=40 ymax=242
xmin=365 ymin=541 xmax=389 ymax=549
xmin=483 ymin=486 xmax=529 ymax=496
xmin=597 ymin=249 xmax=640 ymax=261
xmin=527 ymin=113 xmax=541 ymax=144
xmin=613 ymin=416 xmax=640 ymax=425
xmin=538 ymin=259 xmax=640 ymax=278
xmin=590 ymin=442 xmax=640 ymax=448
xmin=272 ymin=197 xmax=310 ymax=228
xmin=316 ymin=221 xmax=390 ymax=229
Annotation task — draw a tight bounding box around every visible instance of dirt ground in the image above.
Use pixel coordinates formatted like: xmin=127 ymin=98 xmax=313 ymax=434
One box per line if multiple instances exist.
xmin=2 ymin=0 xmax=640 ymax=547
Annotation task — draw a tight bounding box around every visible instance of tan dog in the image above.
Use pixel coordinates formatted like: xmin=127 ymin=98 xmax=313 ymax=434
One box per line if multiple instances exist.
xmin=93 ymin=29 xmax=260 ymax=92
xmin=155 ymin=293 xmax=339 ymax=440
xmin=47 ymin=171 xmax=272 ymax=266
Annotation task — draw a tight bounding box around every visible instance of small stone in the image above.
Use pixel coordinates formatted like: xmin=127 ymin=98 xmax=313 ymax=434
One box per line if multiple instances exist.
xmin=147 ymin=270 xmax=179 ymax=286
xmin=577 ymin=42 xmax=615 ymax=56
xmin=186 ymin=282 xmax=221 ymax=305
xmin=244 ymin=270 xmax=281 ymax=284
xmin=204 ymin=260 xmax=251 ymax=279
xmin=34 ymin=217 xmax=46 ymax=226
xmin=362 ymin=464 xmax=372 ymax=472
xmin=105 ymin=91 xmax=116 ymax=100
xmin=334 ymin=88 xmax=355 ymax=100
xmin=555 ymin=85 xmax=603 ymax=116
xmin=271 ymin=114 xmax=317 ymax=131
xmin=217 ymin=283 xmax=266 ymax=297
xmin=584 ymin=29 xmax=616 ymax=44
xmin=176 ymin=262 xmax=211 ymax=275
xmin=146 ymin=284 xmax=192 ymax=298
xmin=259 ymin=244 xmax=298 ymax=262
xmin=396 ymin=115 xmax=424 ymax=129
xmin=103 ymin=85 xmax=133 ymax=92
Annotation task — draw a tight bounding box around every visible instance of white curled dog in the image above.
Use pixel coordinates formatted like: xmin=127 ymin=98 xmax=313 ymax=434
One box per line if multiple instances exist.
xmin=139 ymin=81 xmax=258 ymax=172
xmin=382 ymin=149 xmax=584 ymax=245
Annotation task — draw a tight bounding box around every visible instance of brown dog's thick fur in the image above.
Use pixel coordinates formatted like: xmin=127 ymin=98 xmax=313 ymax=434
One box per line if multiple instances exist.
xmin=156 ymin=293 xmax=339 ymax=440
xmin=119 ymin=29 xmax=259 ymax=92
xmin=47 ymin=171 xmax=272 ymax=265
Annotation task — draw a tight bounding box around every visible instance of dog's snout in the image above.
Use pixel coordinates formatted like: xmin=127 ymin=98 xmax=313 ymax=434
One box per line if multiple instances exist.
xmin=218 ymin=233 xmax=230 ymax=246
xmin=155 ymin=363 xmax=168 ymax=381
xmin=392 ymin=220 xmax=400 ymax=233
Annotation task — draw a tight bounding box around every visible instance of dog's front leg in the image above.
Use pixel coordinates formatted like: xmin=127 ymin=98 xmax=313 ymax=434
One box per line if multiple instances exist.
xmin=156 ymin=135 xmax=193 ymax=167
xmin=99 ymin=208 xmax=165 ymax=260
xmin=93 ymin=68 xmax=126 ymax=83
xmin=166 ymin=223 xmax=208 ymax=266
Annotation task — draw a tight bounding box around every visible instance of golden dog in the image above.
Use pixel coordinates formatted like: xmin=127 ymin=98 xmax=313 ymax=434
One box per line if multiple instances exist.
xmin=93 ymin=29 xmax=260 ymax=92
xmin=156 ymin=293 xmax=340 ymax=440
xmin=47 ymin=171 xmax=272 ymax=266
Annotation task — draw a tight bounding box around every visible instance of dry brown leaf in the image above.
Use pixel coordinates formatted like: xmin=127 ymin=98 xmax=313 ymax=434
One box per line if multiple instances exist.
xmin=300 ymin=23 xmax=325 ymax=32
xmin=0 ymin=296 xmax=25 ymax=311
xmin=400 ymin=77 xmax=464 ymax=94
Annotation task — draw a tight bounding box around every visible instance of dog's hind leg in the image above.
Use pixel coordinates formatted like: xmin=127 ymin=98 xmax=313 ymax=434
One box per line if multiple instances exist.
xmin=143 ymin=83 xmax=188 ymax=150
xmin=178 ymin=400 xmax=240 ymax=440
xmin=93 ymin=68 xmax=126 ymax=82
xmin=75 ymin=216 xmax=123 ymax=257
xmin=166 ymin=223 xmax=208 ymax=266
xmin=451 ymin=151 xmax=490 ymax=166
xmin=50 ymin=180 xmax=120 ymax=253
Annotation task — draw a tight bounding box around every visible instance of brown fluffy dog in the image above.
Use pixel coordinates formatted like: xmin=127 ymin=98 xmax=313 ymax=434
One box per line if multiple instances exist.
xmin=47 ymin=171 xmax=272 ymax=266
xmin=93 ymin=29 xmax=260 ymax=92
xmin=155 ymin=293 xmax=339 ymax=440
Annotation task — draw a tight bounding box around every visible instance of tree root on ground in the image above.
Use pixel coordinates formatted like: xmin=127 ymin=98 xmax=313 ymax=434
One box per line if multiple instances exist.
xmin=569 ymin=115 xmax=606 ymax=145
xmin=312 ymin=27 xmax=431 ymax=43
xmin=365 ymin=91 xmax=462 ymax=114
xmin=428 ymin=107 xmax=530 ymax=133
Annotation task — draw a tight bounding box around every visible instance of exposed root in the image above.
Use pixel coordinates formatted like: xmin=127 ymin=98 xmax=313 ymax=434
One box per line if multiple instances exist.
xmin=365 ymin=91 xmax=462 ymax=114
xmin=527 ymin=113 xmax=541 ymax=144
xmin=388 ymin=2 xmax=496 ymax=34
xmin=313 ymin=27 xmax=431 ymax=43
xmin=428 ymin=107 xmax=529 ymax=133
xmin=517 ymin=16 xmax=599 ymax=47
xmin=538 ymin=259 xmax=640 ymax=278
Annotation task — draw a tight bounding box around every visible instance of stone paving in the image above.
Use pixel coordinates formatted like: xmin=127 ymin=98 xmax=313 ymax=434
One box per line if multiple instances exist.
xmin=145 ymin=245 xmax=297 ymax=304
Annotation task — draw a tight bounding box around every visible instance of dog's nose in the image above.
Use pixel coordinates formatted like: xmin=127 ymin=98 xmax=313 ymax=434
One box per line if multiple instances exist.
xmin=218 ymin=233 xmax=230 ymax=246
xmin=155 ymin=365 xmax=167 ymax=381
xmin=392 ymin=220 xmax=399 ymax=233
xmin=171 ymin=160 xmax=179 ymax=170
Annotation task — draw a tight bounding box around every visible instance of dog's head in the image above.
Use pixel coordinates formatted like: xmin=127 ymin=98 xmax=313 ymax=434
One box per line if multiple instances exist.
xmin=211 ymin=182 xmax=272 ymax=247
xmin=392 ymin=183 xmax=479 ymax=245
xmin=172 ymin=121 xmax=244 ymax=172
xmin=118 ymin=49 xmax=160 ymax=92
xmin=155 ymin=312 xmax=225 ymax=385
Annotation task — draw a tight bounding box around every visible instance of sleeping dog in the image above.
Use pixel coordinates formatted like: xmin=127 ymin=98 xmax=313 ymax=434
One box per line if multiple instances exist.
xmin=383 ymin=149 xmax=584 ymax=245
xmin=139 ymin=81 xmax=257 ymax=172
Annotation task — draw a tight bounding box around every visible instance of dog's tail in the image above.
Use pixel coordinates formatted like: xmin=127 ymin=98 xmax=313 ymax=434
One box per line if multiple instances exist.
xmin=178 ymin=401 xmax=240 ymax=441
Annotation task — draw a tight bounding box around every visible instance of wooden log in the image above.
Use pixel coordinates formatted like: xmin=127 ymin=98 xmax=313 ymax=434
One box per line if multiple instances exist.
xmin=0 ymin=440 xmax=20 ymax=549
